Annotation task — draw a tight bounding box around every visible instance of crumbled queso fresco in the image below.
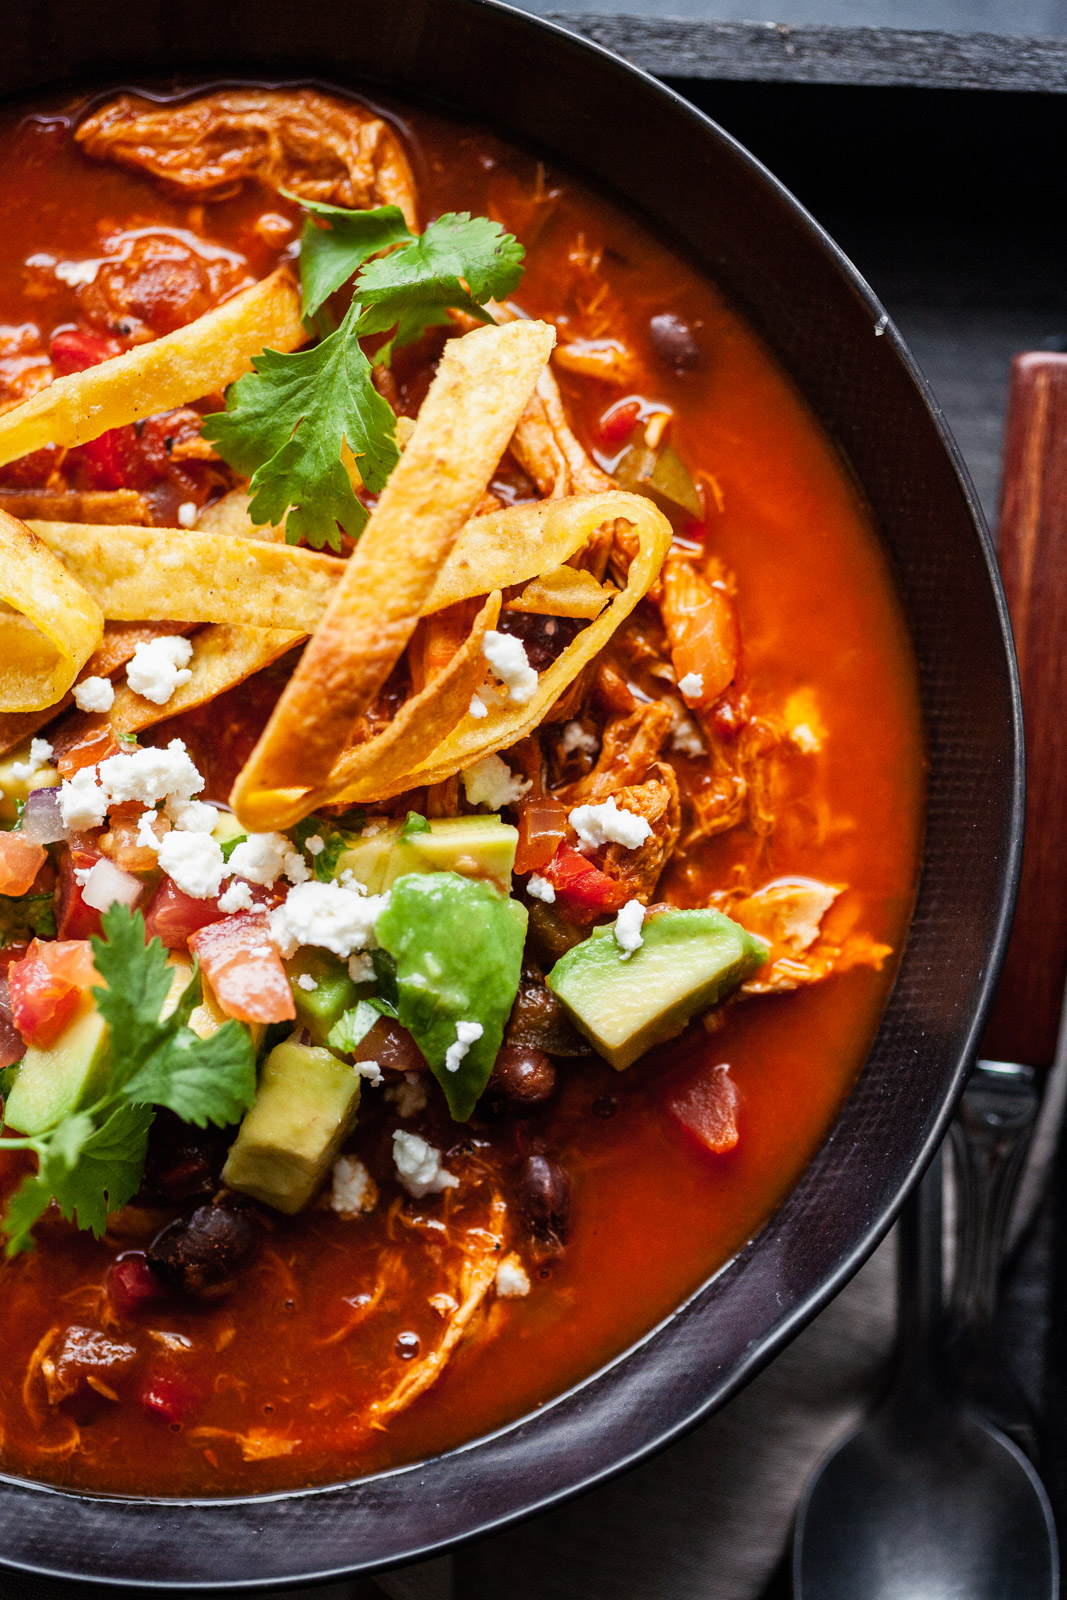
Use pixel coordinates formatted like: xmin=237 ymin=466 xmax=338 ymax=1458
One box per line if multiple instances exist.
xmin=481 ymin=629 xmax=539 ymax=703
xmin=444 ymin=1020 xmax=483 ymax=1074
xmin=58 ymin=738 xmax=204 ymax=831
xmin=227 ymin=831 xmax=308 ymax=887
xmin=392 ymin=1130 xmax=459 ymax=1199
xmin=678 ymin=671 xmax=704 ymax=701
xmin=217 ymin=878 xmax=254 ymax=913
xmin=495 ymin=1253 xmax=531 ymax=1297
xmin=125 ymin=635 xmax=194 ymax=706
xmin=526 ymin=873 xmax=556 ymax=903
xmin=269 ymin=879 xmax=390 ymax=959
xmin=9 ymin=737 xmax=54 ymax=782
xmin=614 ymin=898 xmax=646 ymax=958
xmin=568 ymin=795 xmax=653 ymax=851
xmin=330 ymin=1155 xmax=378 ymax=1217
xmin=71 ymin=675 xmax=115 ymax=714
xmin=462 ymin=752 xmax=531 ymax=810
xmin=157 ymin=830 xmax=226 ymax=900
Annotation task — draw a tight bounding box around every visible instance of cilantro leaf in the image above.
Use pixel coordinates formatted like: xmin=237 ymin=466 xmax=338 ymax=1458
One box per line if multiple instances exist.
xmin=0 ymin=890 xmax=56 ymax=940
xmin=46 ymin=1103 xmax=152 ymax=1239
xmin=203 ymin=203 xmax=524 ymax=548
xmin=400 ymin=811 xmax=431 ymax=840
xmin=220 ymin=833 xmax=247 ymax=863
xmin=122 ymin=1022 xmax=256 ymax=1128
xmin=202 ymin=300 xmax=399 ymax=551
xmin=326 ymin=998 xmax=385 ymax=1055
xmin=0 ymin=906 xmax=257 ymax=1254
xmin=90 ymin=906 xmax=173 ymax=1092
xmin=355 ymin=213 xmax=524 ymax=364
xmin=292 ymin=813 xmax=354 ymax=881
xmin=293 ymin=197 xmax=413 ymax=324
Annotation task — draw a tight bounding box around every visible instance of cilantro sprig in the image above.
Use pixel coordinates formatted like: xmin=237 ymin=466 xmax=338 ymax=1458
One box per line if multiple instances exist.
xmin=202 ymin=202 xmax=525 ymax=552
xmin=0 ymin=906 xmax=256 ymax=1255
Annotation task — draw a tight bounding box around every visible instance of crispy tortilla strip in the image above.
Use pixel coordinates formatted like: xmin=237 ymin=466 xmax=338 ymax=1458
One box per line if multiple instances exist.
xmin=196 ymin=489 xmax=287 ymax=544
xmin=425 ymin=496 xmax=594 ymax=614
xmin=0 ymin=266 xmax=303 ymax=468
xmin=0 ymin=511 xmax=103 ymax=711
xmin=0 ymin=489 xmax=150 ymax=525
xmin=231 ymin=319 xmax=555 ymax=824
xmin=257 ymin=593 xmax=501 ymax=826
xmin=29 ymin=521 xmax=345 ymax=633
xmin=107 ymin=625 xmax=301 ymax=737
xmin=506 ymin=564 xmax=611 ymax=619
xmin=332 ymin=492 xmax=672 ymax=803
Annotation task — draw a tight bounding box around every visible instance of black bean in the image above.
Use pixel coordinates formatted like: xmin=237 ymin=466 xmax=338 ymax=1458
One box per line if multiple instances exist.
xmin=496 ymin=610 xmax=585 ymax=672
xmin=507 ymin=965 xmax=591 ymax=1057
xmin=147 ymin=1200 xmax=261 ymax=1297
xmin=483 ymin=1046 xmax=557 ymax=1117
xmin=649 ymin=313 xmax=700 ymax=372
xmin=139 ymin=1110 xmax=230 ymax=1204
xmin=519 ymin=1154 xmax=571 ymax=1241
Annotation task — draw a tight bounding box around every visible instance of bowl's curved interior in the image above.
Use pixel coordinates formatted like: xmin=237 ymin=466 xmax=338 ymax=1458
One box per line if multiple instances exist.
xmin=0 ymin=0 xmax=1022 ymax=1587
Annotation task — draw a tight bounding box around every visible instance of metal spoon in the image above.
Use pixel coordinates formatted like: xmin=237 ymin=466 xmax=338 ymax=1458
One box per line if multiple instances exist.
xmin=793 ymin=1065 xmax=1058 ymax=1600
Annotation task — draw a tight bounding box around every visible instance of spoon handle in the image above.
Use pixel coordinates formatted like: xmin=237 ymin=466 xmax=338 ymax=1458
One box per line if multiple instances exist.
xmin=892 ymin=1145 xmax=945 ymax=1398
xmin=946 ymin=1058 xmax=1040 ymax=1451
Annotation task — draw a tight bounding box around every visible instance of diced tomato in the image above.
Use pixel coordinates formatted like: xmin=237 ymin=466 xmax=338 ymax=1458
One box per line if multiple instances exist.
xmin=541 ymin=842 xmax=629 ymax=925
xmin=139 ymin=1370 xmax=198 ymax=1426
xmin=667 ymin=1064 xmax=741 ymax=1155
xmin=0 ymin=941 xmax=30 ymax=977
xmin=144 ymin=877 xmax=225 ymax=950
xmin=56 ymin=847 xmax=104 ymax=940
xmin=0 ymin=833 xmax=47 ymax=896
xmin=107 ymin=1253 xmax=164 ymax=1318
xmin=49 ymin=328 xmax=122 ymax=375
xmin=515 ymin=794 xmax=568 ymax=874
xmin=69 ymin=427 xmax=139 ymax=491
xmin=596 ymin=397 xmax=642 ymax=449
xmin=188 ymin=911 xmax=295 ymax=1025
xmin=8 ymin=936 xmax=99 ymax=1048
xmin=57 ymin=725 xmax=121 ymax=778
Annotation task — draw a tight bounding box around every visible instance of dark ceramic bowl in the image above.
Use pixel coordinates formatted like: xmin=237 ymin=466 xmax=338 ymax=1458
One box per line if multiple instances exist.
xmin=0 ymin=0 xmax=1023 ymax=1589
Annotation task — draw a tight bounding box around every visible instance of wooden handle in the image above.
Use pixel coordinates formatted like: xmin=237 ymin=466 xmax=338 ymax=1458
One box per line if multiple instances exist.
xmin=983 ymin=352 xmax=1067 ymax=1068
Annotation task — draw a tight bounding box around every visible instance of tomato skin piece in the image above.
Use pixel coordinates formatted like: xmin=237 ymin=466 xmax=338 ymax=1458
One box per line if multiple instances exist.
xmin=144 ymin=877 xmax=225 ymax=950
xmin=0 ymin=833 xmax=47 ymax=896
xmin=49 ymin=328 xmax=122 ymax=374
xmin=667 ymin=1064 xmax=740 ymax=1155
xmin=56 ymin=847 xmax=105 ymax=941
xmin=541 ymin=842 xmax=629 ymax=925
xmin=188 ymin=911 xmax=295 ymax=1025
xmin=7 ymin=936 xmax=99 ymax=1048
xmin=596 ymin=397 xmax=642 ymax=449
xmin=107 ymin=1253 xmax=164 ymax=1318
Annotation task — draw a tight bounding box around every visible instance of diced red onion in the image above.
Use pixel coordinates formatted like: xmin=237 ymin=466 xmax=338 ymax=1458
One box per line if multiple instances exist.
xmin=22 ymin=786 xmax=67 ymax=845
xmin=80 ymin=857 xmax=142 ymax=913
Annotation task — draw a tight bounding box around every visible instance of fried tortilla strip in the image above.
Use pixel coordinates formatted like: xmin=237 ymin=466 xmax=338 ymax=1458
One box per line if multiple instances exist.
xmin=29 ymin=521 xmax=345 ymax=633
xmin=0 ymin=266 xmax=303 ymax=469
xmin=0 ymin=511 xmax=103 ymax=711
xmin=0 ymin=489 xmax=150 ymax=525
xmin=332 ymin=492 xmax=672 ymax=804
xmin=196 ymin=488 xmax=287 ymax=544
xmin=107 ymin=625 xmax=301 ymax=738
xmin=231 ymin=319 xmax=555 ymax=827
xmin=425 ymin=494 xmax=608 ymax=614
xmin=0 ymin=622 xmax=194 ymax=756
xmin=287 ymin=593 xmax=501 ymax=818
xmin=505 ymin=564 xmax=612 ymax=619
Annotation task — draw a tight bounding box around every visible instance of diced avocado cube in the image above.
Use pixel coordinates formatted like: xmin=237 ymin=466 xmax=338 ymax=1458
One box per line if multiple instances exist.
xmin=547 ymin=908 xmax=769 ymax=1070
xmin=0 ymin=747 xmax=59 ymax=828
xmin=375 ymin=871 xmax=527 ymax=1121
xmin=285 ymin=948 xmax=362 ymax=1045
xmin=221 ymin=1037 xmax=361 ymax=1214
xmin=166 ymin=956 xmax=265 ymax=1053
xmin=210 ymin=811 xmax=246 ymax=850
xmin=4 ymin=996 xmax=110 ymax=1135
xmin=333 ymin=815 xmax=518 ymax=895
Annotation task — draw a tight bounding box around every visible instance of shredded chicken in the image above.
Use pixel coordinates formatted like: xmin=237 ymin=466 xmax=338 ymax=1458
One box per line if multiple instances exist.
xmin=599 ymin=764 xmax=681 ymax=902
xmin=76 ymin=90 xmax=418 ymax=224
xmin=732 ymin=876 xmax=840 ymax=954
xmin=720 ymin=876 xmax=893 ymax=995
xmin=559 ymin=701 xmax=673 ymax=804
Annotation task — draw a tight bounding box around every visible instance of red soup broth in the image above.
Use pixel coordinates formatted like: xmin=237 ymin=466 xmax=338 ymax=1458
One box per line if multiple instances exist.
xmin=0 ymin=91 xmax=922 ymax=1495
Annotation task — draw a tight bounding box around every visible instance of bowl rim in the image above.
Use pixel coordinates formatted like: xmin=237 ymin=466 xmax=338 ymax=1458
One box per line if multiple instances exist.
xmin=0 ymin=0 xmax=1024 ymax=1585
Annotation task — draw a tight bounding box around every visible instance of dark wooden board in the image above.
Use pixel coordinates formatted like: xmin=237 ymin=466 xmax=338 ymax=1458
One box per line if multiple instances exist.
xmin=543 ymin=16 xmax=1067 ymax=92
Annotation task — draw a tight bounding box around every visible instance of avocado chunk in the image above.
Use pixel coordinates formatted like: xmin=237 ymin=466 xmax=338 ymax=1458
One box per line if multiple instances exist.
xmin=285 ymin=948 xmax=362 ymax=1045
xmin=546 ymin=908 xmax=769 ymax=1070
xmin=375 ymin=871 xmax=527 ymax=1120
xmin=4 ymin=995 xmax=110 ymax=1135
xmin=333 ymin=815 xmax=518 ymax=895
xmin=221 ymin=1037 xmax=361 ymax=1214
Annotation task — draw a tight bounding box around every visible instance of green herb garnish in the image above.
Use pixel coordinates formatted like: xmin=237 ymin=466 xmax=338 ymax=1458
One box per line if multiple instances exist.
xmin=400 ymin=811 xmax=431 ymax=840
xmin=0 ymin=906 xmax=257 ymax=1255
xmin=325 ymin=996 xmax=396 ymax=1055
xmin=202 ymin=204 xmax=524 ymax=552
